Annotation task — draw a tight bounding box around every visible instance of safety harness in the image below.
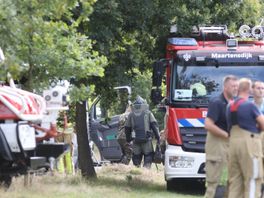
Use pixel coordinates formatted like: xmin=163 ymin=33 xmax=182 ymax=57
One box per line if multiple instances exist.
xmin=230 ymin=98 xmax=246 ymax=126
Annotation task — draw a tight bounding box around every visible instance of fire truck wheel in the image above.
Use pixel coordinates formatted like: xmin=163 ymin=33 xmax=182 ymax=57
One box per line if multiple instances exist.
xmin=166 ymin=179 xmax=186 ymax=191
xmin=0 ymin=175 xmax=12 ymax=189
xmin=166 ymin=179 xmax=176 ymax=191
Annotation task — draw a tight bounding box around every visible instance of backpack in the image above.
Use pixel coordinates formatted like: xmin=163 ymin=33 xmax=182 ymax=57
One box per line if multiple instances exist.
xmin=130 ymin=109 xmax=152 ymax=143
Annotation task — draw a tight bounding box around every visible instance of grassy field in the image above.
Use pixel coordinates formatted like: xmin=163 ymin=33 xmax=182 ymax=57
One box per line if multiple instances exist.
xmin=0 ymin=164 xmax=204 ymax=198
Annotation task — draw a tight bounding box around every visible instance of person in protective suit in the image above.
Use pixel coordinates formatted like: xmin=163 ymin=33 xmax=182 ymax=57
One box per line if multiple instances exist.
xmin=125 ymin=96 xmax=160 ymax=168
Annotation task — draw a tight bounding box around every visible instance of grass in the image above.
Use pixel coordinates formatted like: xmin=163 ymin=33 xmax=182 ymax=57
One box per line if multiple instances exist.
xmin=0 ymin=164 xmax=204 ymax=198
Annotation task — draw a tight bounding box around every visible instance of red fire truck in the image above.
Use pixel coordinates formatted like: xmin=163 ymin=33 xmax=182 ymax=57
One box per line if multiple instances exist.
xmin=151 ymin=25 xmax=264 ymax=190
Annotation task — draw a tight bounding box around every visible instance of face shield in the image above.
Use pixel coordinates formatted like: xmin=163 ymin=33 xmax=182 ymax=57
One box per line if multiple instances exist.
xmin=132 ymin=96 xmax=149 ymax=111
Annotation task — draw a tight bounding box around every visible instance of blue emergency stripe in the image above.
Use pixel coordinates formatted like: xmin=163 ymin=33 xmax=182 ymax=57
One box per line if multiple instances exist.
xmin=177 ymin=118 xmax=205 ymax=128
xmin=197 ymin=118 xmax=205 ymax=124
xmin=178 ymin=119 xmax=193 ymax=127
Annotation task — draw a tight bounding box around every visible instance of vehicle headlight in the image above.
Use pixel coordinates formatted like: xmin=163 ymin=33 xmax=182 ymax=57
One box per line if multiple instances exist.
xmin=18 ymin=124 xmax=36 ymax=151
xmin=169 ymin=156 xmax=194 ymax=168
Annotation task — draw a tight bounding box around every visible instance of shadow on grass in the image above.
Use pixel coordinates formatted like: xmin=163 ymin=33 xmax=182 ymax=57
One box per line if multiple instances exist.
xmin=84 ymin=175 xmax=204 ymax=196
xmin=87 ymin=175 xmax=165 ymax=193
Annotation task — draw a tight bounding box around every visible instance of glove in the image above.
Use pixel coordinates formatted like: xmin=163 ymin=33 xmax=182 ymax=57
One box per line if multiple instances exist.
xmin=157 ymin=138 xmax=160 ymax=145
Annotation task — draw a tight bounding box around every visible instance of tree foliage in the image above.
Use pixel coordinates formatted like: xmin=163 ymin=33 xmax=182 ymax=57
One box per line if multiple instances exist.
xmin=86 ymin=0 xmax=264 ymax=108
xmin=0 ymin=0 xmax=107 ymax=179
xmin=0 ymin=0 xmax=106 ymax=92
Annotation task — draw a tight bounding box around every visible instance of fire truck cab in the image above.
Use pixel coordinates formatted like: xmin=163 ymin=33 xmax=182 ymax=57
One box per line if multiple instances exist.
xmin=151 ymin=25 xmax=264 ymax=190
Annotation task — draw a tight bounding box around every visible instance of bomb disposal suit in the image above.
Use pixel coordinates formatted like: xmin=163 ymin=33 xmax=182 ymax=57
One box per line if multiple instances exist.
xmin=151 ymin=25 xmax=264 ymax=190
xmin=125 ymin=96 xmax=160 ymax=168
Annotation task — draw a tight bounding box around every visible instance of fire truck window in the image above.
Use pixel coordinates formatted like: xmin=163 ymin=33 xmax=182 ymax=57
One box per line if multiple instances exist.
xmin=176 ymin=66 xmax=219 ymax=97
xmin=173 ymin=65 xmax=264 ymax=101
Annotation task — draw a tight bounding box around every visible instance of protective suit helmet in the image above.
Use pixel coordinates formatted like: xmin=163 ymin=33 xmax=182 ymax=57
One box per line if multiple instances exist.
xmin=133 ymin=95 xmax=146 ymax=105
xmin=132 ymin=95 xmax=148 ymax=111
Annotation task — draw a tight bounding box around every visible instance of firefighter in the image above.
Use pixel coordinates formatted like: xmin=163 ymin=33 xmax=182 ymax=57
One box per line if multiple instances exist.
xmin=252 ymin=80 xmax=264 ymax=196
xmin=252 ymin=81 xmax=264 ymax=113
xmin=204 ymin=75 xmax=238 ymax=198
xmin=117 ymin=102 xmax=133 ymax=165
xmin=55 ymin=112 xmax=74 ymax=175
xmin=125 ymin=95 xmax=160 ymax=168
xmin=227 ymin=78 xmax=264 ymax=198
xmin=252 ymin=81 xmax=264 ymax=156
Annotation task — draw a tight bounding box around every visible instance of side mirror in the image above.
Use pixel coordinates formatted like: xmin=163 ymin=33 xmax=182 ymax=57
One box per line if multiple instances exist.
xmin=151 ymin=88 xmax=163 ymax=105
xmin=151 ymin=59 xmax=171 ymax=105
xmin=114 ymin=86 xmax=131 ymax=96
xmin=152 ymin=61 xmax=166 ymax=87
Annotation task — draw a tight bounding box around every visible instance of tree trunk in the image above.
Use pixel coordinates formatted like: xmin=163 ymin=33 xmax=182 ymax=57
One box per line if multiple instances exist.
xmin=75 ymin=100 xmax=96 ymax=179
